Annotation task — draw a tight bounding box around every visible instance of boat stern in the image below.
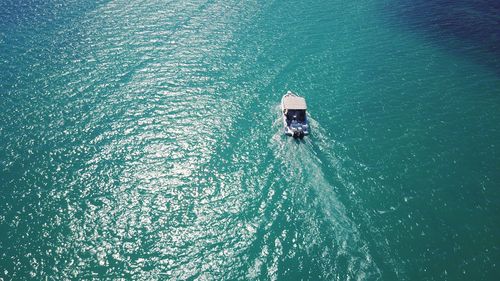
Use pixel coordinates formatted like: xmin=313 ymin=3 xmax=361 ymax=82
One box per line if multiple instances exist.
xmin=284 ymin=121 xmax=309 ymax=138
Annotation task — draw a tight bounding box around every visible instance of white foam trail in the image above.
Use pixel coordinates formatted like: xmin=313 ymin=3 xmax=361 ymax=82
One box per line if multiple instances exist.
xmin=306 ymin=115 xmax=402 ymax=279
xmin=269 ymin=109 xmax=381 ymax=278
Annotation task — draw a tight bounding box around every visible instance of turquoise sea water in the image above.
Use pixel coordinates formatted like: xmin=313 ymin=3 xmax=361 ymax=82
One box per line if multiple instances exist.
xmin=1 ymin=0 xmax=499 ymax=280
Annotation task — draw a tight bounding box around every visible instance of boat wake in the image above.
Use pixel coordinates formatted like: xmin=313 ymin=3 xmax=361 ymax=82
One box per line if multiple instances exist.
xmin=266 ymin=108 xmax=382 ymax=279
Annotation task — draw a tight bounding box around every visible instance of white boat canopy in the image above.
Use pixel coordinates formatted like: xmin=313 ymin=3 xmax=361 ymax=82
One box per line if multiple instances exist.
xmin=283 ymin=96 xmax=307 ymax=110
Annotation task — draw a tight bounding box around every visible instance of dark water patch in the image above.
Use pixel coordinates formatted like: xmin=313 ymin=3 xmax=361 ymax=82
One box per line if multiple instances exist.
xmin=381 ymin=0 xmax=500 ymax=75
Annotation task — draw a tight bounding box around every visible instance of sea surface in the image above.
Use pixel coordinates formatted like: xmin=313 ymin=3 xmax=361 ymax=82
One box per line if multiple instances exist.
xmin=1 ymin=0 xmax=499 ymax=280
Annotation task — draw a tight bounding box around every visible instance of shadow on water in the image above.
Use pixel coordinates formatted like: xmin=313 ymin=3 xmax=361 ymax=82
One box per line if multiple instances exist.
xmin=382 ymin=0 xmax=500 ymax=75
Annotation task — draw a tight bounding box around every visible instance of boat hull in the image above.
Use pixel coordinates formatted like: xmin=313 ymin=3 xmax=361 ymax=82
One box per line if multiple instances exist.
xmin=281 ymin=92 xmax=309 ymax=138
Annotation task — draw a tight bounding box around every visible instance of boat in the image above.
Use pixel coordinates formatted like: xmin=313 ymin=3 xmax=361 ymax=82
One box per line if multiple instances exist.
xmin=281 ymin=91 xmax=309 ymax=138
